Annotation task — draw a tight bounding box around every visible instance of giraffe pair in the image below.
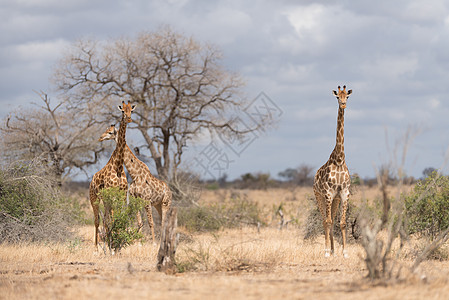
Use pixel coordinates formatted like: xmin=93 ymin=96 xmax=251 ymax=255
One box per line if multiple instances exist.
xmin=314 ymin=85 xmax=352 ymax=258
xmin=89 ymin=101 xmax=172 ymax=249
xmin=91 ymin=87 xmax=351 ymax=258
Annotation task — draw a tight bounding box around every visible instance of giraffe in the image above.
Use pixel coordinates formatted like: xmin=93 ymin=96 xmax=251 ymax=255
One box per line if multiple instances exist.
xmin=89 ymin=101 xmax=136 ymax=249
xmin=99 ymin=124 xmax=172 ymax=244
xmin=313 ymin=85 xmax=352 ymax=258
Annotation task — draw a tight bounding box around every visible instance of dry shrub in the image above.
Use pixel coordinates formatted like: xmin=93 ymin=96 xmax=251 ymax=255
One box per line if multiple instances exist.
xmin=178 ymin=205 xmax=221 ymax=232
xmin=426 ymin=245 xmax=449 ymax=261
xmin=170 ymin=171 xmax=202 ymax=206
xmin=411 ymin=240 xmax=449 ymax=262
xmin=358 ymin=174 xmax=449 ymax=280
xmin=176 ymin=232 xmax=279 ymax=273
xmin=178 ymin=192 xmax=263 ymax=233
xmin=358 ymin=128 xmax=449 ymax=281
xmin=0 ymin=159 xmax=81 ymax=243
xmin=304 ymin=194 xmax=360 ymax=243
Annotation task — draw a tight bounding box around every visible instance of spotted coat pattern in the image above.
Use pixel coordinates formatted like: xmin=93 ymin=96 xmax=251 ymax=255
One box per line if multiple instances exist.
xmin=313 ymin=86 xmax=352 ymax=257
xmin=89 ymin=101 xmax=135 ymax=248
xmin=99 ymin=125 xmax=172 ymax=243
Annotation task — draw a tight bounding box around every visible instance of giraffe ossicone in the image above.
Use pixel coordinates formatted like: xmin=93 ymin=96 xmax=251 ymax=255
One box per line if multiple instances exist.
xmin=313 ymin=85 xmax=352 ymax=258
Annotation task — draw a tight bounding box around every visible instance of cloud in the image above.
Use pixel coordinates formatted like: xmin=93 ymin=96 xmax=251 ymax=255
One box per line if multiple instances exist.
xmin=429 ymin=99 xmax=440 ymax=109
xmin=359 ymin=54 xmax=419 ymax=82
xmin=294 ymin=106 xmax=334 ymax=121
xmin=12 ymin=39 xmax=69 ymax=64
xmin=2 ymin=0 xmax=449 ymax=179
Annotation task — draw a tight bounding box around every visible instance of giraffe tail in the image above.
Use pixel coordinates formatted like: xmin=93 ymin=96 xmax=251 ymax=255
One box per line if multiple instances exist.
xmin=126 ymin=183 xmax=130 ymax=206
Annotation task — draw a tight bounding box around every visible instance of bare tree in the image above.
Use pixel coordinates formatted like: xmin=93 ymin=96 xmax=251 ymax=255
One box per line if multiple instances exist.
xmin=0 ymin=92 xmax=108 ymax=185
xmin=53 ymin=27 xmax=273 ymax=180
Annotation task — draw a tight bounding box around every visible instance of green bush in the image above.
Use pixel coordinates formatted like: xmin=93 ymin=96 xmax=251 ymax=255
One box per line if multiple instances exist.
xmin=0 ymin=160 xmax=82 ymax=243
xmin=98 ymin=187 xmax=145 ymax=253
xmin=405 ymin=172 xmax=449 ymax=240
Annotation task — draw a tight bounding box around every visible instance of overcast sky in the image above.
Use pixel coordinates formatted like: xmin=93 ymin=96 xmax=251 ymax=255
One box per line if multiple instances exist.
xmin=2 ymin=0 xmax=449 ymax=181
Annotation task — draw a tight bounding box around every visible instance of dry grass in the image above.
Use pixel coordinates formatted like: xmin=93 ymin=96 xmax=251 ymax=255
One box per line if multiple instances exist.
xmin=1 ymin=187 xmax=448 ymax=299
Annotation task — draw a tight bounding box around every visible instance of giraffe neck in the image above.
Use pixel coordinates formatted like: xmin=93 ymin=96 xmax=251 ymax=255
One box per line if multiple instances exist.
xmin=331 ymin=107 xmax=345 ymax=165
xmin=123 ymin=144 xmax=154 ymax=182
xmin=112 ymin=114 xmax=127 ymax=174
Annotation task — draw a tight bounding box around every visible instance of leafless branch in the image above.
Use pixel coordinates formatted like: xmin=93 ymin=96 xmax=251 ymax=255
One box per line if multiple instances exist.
xmin=52 ymin=27 xmax=276 ymax=180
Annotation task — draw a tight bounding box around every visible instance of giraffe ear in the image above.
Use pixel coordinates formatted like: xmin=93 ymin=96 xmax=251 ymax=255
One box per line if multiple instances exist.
xmin=118 ymin=105 xmax=123 ymax=111
xmin=332 ymin=90 xmax=338 ymax=96
xmin=347 ymin=90 xmax=352 ymax=95
xmin=131 ymin=104 xmax=136 ymax=111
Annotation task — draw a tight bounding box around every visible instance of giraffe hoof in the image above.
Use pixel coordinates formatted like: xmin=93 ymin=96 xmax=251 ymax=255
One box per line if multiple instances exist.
xmin=324 ymin=250 xmax=331 ymax=258
xmin=343 ymin=250 xmax=349 ymax=258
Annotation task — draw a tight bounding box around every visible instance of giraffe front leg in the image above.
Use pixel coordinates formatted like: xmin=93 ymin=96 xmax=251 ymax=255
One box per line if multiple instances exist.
xmin=340 ymin=189 xmax=350 ymax=258
xmin=329 ymin=222 xmax=335 ymax=255
xmin=323 ymin=220 xmax=331 ymax=257
xmin=324 ymin=194 xmax=334 ymax=258
xmin=314 ymin=189 xmax=331 ymax=257
xmin=145 ymin=205 xmax=156 ymax=245
xmin=330 ymin=195 xmax=341 ymax=256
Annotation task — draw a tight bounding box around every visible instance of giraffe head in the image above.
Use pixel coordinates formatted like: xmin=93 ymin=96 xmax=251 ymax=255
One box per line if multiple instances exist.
xmin=118 ymin=101 xmax=136 ymax=123
xmin=332 ymin=85 xmax=352 ymax=109
xmin=98 ymin=124 xmax=118 ymax=142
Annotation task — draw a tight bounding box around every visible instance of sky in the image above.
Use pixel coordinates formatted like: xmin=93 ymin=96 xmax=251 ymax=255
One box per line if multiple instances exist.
xmin=2 ymin=0 xmax=449 ymax=181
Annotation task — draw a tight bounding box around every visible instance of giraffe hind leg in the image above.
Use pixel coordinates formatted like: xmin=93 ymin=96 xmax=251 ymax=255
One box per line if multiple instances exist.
xmin=136 ymin=210 xmax=143 ymax=230
xmin=159 ymin=192 xmax=172 ymax=238
xmin=89 ymin=187 xmax=100 ymax=249
xmin=339 ymin=189 xmax=350 ymax=258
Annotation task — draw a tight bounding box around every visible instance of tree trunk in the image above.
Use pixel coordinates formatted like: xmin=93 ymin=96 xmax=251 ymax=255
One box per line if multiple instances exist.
xmin=140 ymin=129 xmax=167 ymax=178
xmin=157 ymin=207 xmax=178 ymax=274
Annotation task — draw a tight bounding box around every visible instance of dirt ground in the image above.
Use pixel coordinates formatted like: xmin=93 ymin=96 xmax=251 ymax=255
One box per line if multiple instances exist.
xmin=1 ymin=187 xmax=448 ymax=300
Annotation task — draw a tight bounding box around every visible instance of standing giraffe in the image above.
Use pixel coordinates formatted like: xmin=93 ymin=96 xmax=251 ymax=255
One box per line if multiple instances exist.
xmin=313 ymin=85 xmax=352 ymax=258
xmin=89 ymin=101 xmax=136 ymax=248
xmin=99 ymin=124 xmax=172 ymax=244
